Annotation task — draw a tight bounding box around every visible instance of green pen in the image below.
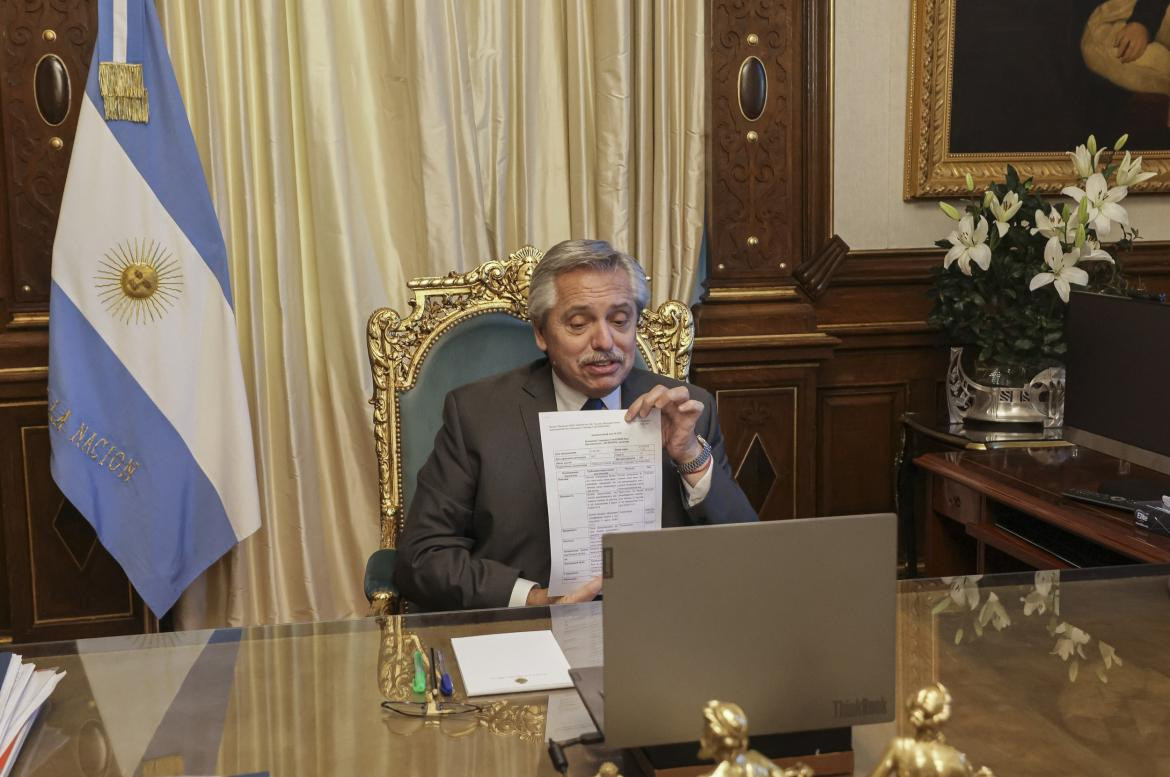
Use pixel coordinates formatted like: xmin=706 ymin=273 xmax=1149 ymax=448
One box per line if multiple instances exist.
xmin=412 ymin=648 xmax=427 ymax=695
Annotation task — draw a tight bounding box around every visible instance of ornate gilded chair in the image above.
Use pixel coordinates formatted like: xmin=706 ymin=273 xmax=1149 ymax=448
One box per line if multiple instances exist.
xmin=363 ymin=245 xmax=694 ymax=614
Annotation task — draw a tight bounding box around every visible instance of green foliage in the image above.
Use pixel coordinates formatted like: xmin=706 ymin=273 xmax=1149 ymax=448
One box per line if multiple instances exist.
xmin=928 ymin=165 xmax=1130 ymax=376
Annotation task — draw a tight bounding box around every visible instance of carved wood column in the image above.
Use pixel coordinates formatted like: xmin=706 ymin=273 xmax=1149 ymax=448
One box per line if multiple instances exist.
xmin=0 ymin=0 xmax=153 ymax=643
xmin=696 ymin=0 xmax=848 ymax=520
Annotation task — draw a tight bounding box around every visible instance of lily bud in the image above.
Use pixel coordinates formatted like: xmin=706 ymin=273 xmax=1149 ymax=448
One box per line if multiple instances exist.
xmin=982 ymin=190 xmax=994 ymax=209
xmin=1075 ymin=223 xmax=1086 ymax=248
xmin=1075 ymin=196 xmax=1088 ymax=225
xmin=965 ymin=173 xmax=975 ymax=191
xmin=1087 ymin=134 xmax=1098 ymax=155
xmin=939 ymin=201 xmax=962 ymax=221
xmin=1115 ymin=133 xmax=1128 ymax=152
xmin=1061 ymin=203 xmax=1071 ymax=222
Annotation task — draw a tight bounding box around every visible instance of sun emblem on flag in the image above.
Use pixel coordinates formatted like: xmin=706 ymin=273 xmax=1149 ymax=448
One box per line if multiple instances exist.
xmin=95 ymin=239 xmax=183 ymax=324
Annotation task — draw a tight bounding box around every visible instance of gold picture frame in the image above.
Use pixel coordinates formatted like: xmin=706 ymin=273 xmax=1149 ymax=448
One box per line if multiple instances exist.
xmin=904 ymin=0 xmax=1170 ymax=199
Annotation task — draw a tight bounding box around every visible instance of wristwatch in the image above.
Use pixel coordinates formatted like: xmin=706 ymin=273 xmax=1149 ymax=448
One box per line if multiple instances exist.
xmin=675 ymin=435 xmax=712 ymax=474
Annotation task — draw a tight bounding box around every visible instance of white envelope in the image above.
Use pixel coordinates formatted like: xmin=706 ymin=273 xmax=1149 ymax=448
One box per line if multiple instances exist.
xmin=450 ymin=630 xmax=572 ymax=697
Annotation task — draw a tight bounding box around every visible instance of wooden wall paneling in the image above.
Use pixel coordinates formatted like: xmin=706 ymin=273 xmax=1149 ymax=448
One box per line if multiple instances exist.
xmin=707 ymin=0 xmax=802 ymax=282
xmin=0 ymin=394 xmax=151 ymax=642
xmin=816 ymin=384 xmax=907 ymax=516
xmin=829 ymin=245 xmax=1170 ymax=301
xmin=0 ymin=388 xmax=8 ymax=639
xmin=698 ymin=1 xmax=849 ymax=523
xmin=695 ymin=364 xmax=819 ymax=520
xmin=0 ymin=0 xmax=95 ymax=325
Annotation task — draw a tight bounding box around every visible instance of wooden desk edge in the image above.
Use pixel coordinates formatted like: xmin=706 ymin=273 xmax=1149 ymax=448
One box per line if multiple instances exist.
xmin=914 ymin=451 xmax=1170 ymax=564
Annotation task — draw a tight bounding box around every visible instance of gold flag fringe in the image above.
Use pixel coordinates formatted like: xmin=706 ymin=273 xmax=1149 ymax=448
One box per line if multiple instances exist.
xmin=98 ymin=62 xmax=149 ymax=123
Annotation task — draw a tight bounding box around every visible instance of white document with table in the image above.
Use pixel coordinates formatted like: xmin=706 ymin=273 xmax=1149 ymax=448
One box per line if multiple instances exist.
xmin=540 ymin=408 xmax=662 ymax=596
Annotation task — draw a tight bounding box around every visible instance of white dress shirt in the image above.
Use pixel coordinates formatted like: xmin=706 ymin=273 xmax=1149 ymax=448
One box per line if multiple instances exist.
xmin=509 ymin=371 xmax=713 ymax=606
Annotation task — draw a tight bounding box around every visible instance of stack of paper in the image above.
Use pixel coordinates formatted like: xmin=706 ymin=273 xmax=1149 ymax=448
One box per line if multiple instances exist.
xmin=0 ymin=654 xmax=65 ymax=777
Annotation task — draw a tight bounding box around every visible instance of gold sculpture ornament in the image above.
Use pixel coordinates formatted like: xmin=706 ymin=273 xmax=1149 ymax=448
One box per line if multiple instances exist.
xmin=592 ymin=762 xmax=622 ymax=777
xmin=867 ymin=683 xmax=994 ymax=777
xmin=697 ymin=700 xmax=813 ymax=777
xmin=377 ymin=616 xmax=427 ymax=700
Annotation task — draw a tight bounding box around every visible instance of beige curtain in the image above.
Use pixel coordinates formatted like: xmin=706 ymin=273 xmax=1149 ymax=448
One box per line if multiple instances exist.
xmin=159 ymin=0 xmax=707 ymax=628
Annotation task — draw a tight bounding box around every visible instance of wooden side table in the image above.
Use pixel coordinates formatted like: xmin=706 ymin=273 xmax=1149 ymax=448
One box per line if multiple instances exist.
xmin=895 ymin=412 xmax=1069 ymax=576
xmin=915 ymin=447 xmax=1170 ymax=575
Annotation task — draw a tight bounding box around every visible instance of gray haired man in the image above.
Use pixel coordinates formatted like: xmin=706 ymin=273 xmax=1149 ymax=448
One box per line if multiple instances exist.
xmin=394 ymin=239 xmax=757 ymax=611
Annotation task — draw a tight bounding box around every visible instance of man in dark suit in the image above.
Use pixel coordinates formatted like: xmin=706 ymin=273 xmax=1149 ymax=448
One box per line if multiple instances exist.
xmin=394 ymin=239 xmax=757 ymax=611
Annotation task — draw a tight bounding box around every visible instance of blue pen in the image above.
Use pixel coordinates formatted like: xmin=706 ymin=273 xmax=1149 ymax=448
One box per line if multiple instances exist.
xmin=435 ymin=647 xmax=454 ymax=696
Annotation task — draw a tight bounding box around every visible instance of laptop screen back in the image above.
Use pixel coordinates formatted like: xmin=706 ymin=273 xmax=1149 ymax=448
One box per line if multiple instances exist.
xmin=599 ymin=513 xmax=896 ymax=748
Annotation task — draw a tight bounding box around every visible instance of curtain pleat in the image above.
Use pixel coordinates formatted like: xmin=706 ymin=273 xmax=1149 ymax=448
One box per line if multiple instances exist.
xmin=159 ymin=0 xmax=706 ymax=628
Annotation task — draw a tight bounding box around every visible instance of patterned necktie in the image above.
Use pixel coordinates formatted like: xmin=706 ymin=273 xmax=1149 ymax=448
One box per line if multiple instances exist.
xmin=581 ymin=397 xmax=606 ymax=411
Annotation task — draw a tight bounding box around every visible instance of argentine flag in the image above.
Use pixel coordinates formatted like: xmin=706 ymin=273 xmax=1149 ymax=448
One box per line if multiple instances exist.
xmin=48 ymin=0 xmax=260 ymax=617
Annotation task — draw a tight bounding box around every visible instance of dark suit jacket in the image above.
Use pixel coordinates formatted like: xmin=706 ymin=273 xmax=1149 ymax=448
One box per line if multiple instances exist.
xmin=394 ymin=359 xmax=758 ymax=611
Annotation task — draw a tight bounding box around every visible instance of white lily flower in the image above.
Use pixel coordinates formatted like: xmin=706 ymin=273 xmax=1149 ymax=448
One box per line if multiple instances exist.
xmin=1035 ymin=570 xmax=1059 ymax=596
xmin=1030 ymin=207 xmax=1072 ymax=241
xmin=1099 ymin=640 xmax=1122 ymax=668
xmin=1022 ymin=570 xmax=1060 ymax=616
xmin=1051 ymin=622 xmax=1089 ymax=661
xmin=1077 ymin=238 xmax=1114 ymax=264
xmin=1029 ymin=237 xmax=1089 ymax=303
xmin=942 ymin=575 xmax=982 ymax=610
xmin=1069 ymin=143 xmax=1102 ymax=179
xmin=943 ymin=215 xmax=992 ymax=276
xmin=1062 ymin=173 xmax=1128 ymax=238
xmin=1114 ymin=151 xmax=1156 ymax=188
xmin=1021 ymin=589 xmax=1047 ymax=616
xmin=977 ymin=591 xmax=1012 ymax=631
xmin=987 ymin=191 xmax=1022 ymax=237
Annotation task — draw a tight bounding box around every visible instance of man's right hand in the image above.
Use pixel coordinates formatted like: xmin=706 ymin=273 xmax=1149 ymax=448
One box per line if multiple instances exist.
xmin=526 ymin=575 xmax=603 ymax=606
xmin=1116 ymin=22 xmax=1150 ymax=63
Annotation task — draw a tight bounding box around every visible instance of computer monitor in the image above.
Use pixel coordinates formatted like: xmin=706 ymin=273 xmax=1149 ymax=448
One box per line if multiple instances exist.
xmin=1064 ymin=291 xmax=1170 ymax=482
xmin=571 ymin=513 xmax=896 ymax=749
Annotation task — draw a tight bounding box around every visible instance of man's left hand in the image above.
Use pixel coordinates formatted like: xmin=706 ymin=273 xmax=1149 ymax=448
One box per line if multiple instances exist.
xmin=625 ymin=385 xmax=706 ymax=474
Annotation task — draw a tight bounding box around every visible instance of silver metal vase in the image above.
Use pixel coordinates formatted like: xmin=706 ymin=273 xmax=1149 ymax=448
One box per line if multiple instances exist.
xmin=945 ymin=347 xmax=1065 ymax=427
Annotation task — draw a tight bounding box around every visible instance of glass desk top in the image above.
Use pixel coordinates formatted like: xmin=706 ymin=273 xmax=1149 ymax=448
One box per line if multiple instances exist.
xmin=7 ymin=565 xmax=1170 ymax=776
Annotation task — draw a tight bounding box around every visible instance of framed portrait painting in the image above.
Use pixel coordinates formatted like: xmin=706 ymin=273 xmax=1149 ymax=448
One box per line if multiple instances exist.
xmin=905 ymin=0 xmax=1170 ymax=198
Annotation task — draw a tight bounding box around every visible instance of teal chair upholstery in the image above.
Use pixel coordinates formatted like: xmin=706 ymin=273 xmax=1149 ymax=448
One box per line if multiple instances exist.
xmin=399 ymin=314 xmax=545 ymax=520
xmin=365 ymin=246 xmax=693 ymax=613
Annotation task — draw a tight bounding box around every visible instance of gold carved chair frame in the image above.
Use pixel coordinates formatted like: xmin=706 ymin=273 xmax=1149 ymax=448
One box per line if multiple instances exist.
xmin=367 ymin=245 xmax=695 ymax=551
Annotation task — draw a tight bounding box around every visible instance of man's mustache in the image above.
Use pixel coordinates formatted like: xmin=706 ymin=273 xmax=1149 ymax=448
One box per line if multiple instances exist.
xmin=578 ymin=350 xmax=625 ymax=367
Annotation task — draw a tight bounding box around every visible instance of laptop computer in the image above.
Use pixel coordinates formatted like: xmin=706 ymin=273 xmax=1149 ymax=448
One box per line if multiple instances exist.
xmin=570 ymin=513 xmax=896 ymax=749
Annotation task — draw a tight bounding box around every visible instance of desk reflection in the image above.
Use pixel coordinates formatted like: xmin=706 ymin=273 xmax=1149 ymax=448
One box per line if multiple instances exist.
xmin=8 ymin=566 xmax=1170 ymax=776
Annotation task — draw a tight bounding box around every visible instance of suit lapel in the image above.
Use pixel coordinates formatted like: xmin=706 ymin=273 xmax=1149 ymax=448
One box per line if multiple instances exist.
xmin=520 ymin=361 xmax=558 ymax=492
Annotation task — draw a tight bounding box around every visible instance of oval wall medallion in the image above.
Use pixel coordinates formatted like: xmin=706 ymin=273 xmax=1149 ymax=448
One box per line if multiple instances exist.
xmin=35 ymin=54 xmax=71 ymax=126
xmin=737 ymin=55 xmax=767 ymax=121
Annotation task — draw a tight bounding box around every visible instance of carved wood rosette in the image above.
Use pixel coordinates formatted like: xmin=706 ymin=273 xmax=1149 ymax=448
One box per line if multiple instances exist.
xmin=366 ymin=246 xmax=696 ymax=551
